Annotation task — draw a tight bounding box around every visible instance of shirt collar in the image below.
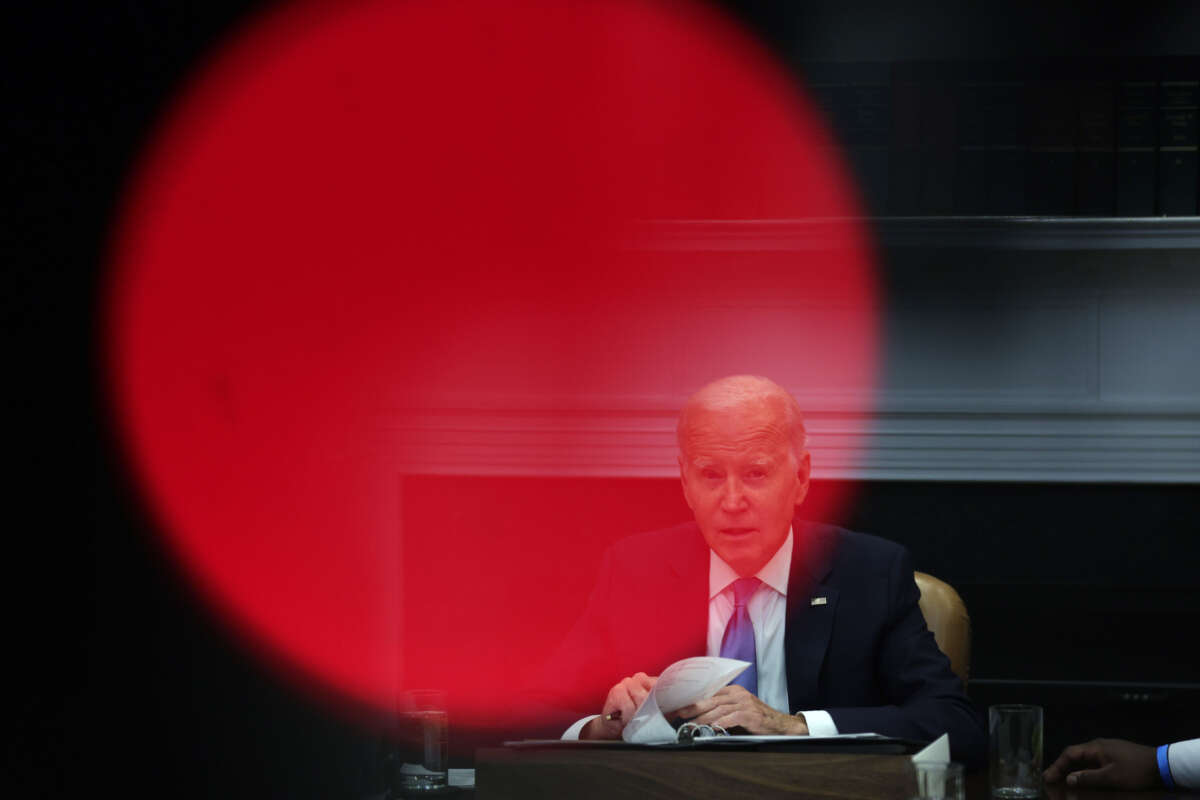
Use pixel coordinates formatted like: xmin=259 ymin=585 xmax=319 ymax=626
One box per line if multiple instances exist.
xmin=708 ymin=527 xmax=793 ymax=600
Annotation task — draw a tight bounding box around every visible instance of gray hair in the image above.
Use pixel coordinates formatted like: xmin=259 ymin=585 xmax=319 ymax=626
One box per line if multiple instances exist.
xmin=676 ymin=374 xmax=809 ymax=467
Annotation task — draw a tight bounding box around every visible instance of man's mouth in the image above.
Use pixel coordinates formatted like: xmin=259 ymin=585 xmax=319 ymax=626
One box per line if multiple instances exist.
xmin=719 ymin=527 xmax=756 ymax=538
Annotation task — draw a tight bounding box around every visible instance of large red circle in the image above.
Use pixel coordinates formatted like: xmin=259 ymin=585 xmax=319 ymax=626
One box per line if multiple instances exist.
xmin=107 ymin=0 xmax=876 ymax=722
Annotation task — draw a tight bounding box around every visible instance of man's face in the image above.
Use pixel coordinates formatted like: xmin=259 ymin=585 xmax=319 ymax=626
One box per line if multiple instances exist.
xmin=678 ymin=400 xmax=810 ymax=577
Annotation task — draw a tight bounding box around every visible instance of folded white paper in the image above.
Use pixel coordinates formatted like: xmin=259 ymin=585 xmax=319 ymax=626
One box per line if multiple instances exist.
xmin=911 ymin=732 xmax=950 ymax=764
xmin=621 ymin=657 xmax=749 ymax=744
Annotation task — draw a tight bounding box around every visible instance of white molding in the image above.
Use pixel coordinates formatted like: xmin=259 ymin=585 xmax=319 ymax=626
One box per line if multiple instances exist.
xmin=369 ymin=405 xmax=1200 ymax=483
xmin=631 ymin=217 xmax=1200 ymax=251
xmin=360 ymin=219 xmax=1200 ymax=483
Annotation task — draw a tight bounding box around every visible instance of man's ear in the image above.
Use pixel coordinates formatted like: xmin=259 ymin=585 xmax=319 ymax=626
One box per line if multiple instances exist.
xmin=678 ymin=454 xmax=695 ymax=510
xmin=793 ymin=451 xmax=811 ymax=508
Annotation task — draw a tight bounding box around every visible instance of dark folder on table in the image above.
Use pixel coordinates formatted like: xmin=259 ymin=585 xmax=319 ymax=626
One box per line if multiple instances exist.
xmin=505 ymin=733 xmax=925 ymax=755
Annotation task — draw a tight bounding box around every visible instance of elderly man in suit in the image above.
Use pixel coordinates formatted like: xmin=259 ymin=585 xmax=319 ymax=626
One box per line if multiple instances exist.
xmin=536 ymin=375 xmax=985 ymax=765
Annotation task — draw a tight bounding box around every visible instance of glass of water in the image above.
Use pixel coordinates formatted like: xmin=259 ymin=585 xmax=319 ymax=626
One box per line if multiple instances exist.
xmin=989 ymin=704 xmax=1043 ymax=798
xmin=910 ymin=761 xmax=965 ymax=800
xmin=396 ymin=689 xmax=448 ymax=793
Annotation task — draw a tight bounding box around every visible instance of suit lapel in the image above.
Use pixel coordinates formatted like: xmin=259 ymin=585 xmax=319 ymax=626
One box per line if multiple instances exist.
xmin=662 ymin=524 xmax=710 ymax=663
xmin=784 ymin=521 xmax=839 ymax=710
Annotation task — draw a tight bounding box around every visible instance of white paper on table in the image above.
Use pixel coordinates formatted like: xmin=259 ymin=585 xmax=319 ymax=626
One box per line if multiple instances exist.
xmin=911 ymin=733 xmax=950 ymax=764
xmin=621 ymin=656 xmax=749 ymax=744
xmin=447 ymin=769 xmax=475 ymax=787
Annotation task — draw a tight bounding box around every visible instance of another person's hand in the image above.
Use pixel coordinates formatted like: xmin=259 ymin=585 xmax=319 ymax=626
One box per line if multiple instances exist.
xmin=1043 ymin=738 xmax=1160 ymax=789
xmin=673 ymin=685 xmax=809 ymax=735
xmin=581 ymin=672 xmax=657 ymax=740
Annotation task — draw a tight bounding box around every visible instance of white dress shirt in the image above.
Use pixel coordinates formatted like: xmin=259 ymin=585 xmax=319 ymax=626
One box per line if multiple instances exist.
xmin=562 ymin=528 xmax=837 ymax=739
xmin=1166 ymin=738 xmax=1200 ymax=789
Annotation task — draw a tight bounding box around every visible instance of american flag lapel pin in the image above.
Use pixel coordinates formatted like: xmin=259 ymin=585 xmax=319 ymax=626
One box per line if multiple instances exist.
xmin=810 ymin=596 xmax=827 ymax=606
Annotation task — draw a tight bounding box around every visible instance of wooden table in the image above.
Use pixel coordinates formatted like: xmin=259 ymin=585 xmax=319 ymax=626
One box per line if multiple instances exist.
xmin=474 ymin=747 xmax=1200 ymax=799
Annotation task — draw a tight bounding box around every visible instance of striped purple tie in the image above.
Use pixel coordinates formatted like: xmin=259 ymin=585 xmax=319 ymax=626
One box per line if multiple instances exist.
xmin=719 ymin=577 xmax=759 ymax=696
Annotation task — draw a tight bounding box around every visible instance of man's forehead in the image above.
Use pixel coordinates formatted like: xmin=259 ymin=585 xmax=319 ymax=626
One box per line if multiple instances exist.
xmin=682 ymin=400 xmax=790 ymax=440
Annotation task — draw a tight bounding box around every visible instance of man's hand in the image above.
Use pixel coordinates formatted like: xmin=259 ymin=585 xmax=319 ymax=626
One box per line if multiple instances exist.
xmin=1043 ymin=738 xmax=1160 ymax=789
xmin=580 ymin=673 xmax=657 ymax=740
xmin=672 ymin=685 xmax=809 ymax=735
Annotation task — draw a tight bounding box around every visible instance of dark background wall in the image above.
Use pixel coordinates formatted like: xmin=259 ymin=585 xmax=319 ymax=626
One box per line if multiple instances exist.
xmin=8 ymin=0 xmax=1200 ymax=796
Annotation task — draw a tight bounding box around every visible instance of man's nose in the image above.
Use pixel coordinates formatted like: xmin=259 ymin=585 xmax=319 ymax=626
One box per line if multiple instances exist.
xmin=719 ymin=476 xmax=749 ymax=512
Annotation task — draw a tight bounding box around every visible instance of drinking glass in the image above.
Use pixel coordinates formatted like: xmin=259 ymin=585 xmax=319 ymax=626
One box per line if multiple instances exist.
xmin=395 ymin=689 xmax=448 ymax=793
xmin=989 ymin=704 xmax=1043 ymax=798
xmin=909 ymin=761 xmax=965 ymax=800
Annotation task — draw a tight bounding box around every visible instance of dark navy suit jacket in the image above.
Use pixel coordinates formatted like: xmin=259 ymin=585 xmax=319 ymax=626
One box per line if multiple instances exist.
xmin=527 ymin=518 xmax=987 ymax=766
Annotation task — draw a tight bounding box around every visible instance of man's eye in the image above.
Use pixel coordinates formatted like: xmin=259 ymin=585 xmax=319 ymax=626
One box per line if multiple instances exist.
xmin=701 ymin=469 xmax=720 ymax=480
xmin=747 ymin=469 xmax=766 ymax=480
